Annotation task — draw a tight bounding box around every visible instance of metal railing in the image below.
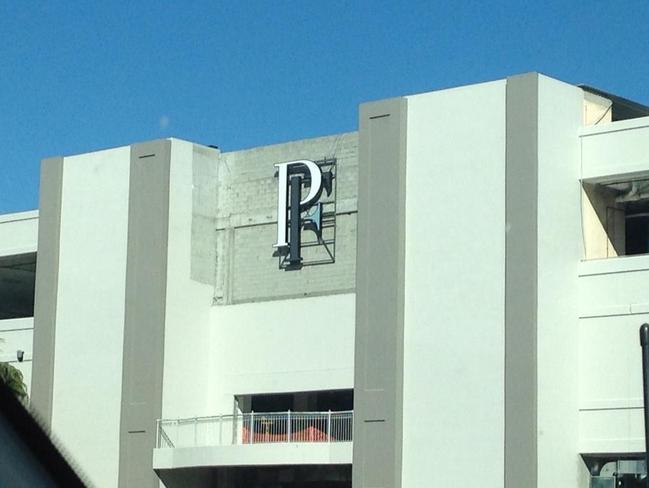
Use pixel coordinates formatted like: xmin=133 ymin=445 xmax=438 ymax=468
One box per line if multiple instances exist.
xmin=156 ymin=410 xmax=353 ymax=449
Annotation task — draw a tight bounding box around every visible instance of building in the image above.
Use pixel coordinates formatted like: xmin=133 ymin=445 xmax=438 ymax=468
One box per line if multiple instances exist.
xmin=1 ymin=72 xmax=649 ymax=487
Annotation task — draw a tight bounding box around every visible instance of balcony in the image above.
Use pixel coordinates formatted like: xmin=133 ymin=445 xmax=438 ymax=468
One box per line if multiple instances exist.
xmin=153 ymin=410 xmax=353 ymax=471
xmin=580 ymin=115 xmax=649 ymax=181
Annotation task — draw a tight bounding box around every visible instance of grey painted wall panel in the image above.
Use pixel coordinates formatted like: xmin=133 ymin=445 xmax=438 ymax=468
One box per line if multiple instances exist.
xmin=354 ymin=98 xmax=407 ymax=488
xmin=118 ymin=141 xmax=170 ymax=488
xmin=504 ymin=73 xmax=538 ymax=488
xmin=31 ymin=157 xmax=64 ymax=429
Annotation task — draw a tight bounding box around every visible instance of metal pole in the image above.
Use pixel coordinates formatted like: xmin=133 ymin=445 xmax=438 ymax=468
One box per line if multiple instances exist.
xmin=287 ymin=410 xmax=291 ymax=442
xmin=640 ymin=323 xmax=649 ymax=486
xmin=250 ymin=411 xmax=254 ymax=444
xmin=327 ymin=410 xmax=332 ymax=443
xmin=288 ymin=175 xmax=302 ymax=268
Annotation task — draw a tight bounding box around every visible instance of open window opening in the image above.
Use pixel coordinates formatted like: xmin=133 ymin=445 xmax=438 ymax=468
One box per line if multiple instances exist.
xmin=582 ymin=179 xmax=649 ymax=259
xmin=235 ymin=389 xmax=353 ymax=414
xmin=582 ymin=454 xmax=646 ymax=487
xmin=0 ymin=253 xmax=36 ymax=319
xmin=232 ymin=390 xmax=354 ymax=445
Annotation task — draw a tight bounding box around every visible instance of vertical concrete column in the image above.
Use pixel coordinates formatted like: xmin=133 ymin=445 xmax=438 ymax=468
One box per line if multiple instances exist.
xmin=118 ymin=140 xmax=171 ymax=488
xmin=31 ymin=157 xmax=64 ymax=429
xmin=504 ymin=73 xmax=539 ymax=488
xmin=353 ymin=97 xmax=407 ymax=488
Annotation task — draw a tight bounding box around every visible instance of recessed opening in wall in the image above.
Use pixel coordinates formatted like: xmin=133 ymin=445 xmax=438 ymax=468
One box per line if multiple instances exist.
xmin=581 ymin=454 xmax=646 ymax=487
xmin=582 ymin=178 xmax=649 ymax=259
xmin=235 ymin=389 xmax=353 ymax=414
xmin=233 ymin=390 xmax=354 ymax=445
xmin=0 ymin=253 xmax=36 ymax=319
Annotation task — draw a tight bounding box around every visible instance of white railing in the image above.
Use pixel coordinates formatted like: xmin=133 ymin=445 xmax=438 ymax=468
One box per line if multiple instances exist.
xmin=156 ymin=410 xmax=353 ymax=449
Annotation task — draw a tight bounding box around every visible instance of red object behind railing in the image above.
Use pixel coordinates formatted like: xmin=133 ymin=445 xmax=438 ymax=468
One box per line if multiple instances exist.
xmin=242 ymin=425 xmax=330 ymax=444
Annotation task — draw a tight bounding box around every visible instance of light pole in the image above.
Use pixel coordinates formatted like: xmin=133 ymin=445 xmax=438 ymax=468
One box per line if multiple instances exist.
xmin=639 ymin=323 xmax=649 ymax=487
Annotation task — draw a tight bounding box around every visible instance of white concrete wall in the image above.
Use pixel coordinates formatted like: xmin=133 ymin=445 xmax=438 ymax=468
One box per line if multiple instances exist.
xmin=401 ymin=80 xmax=506 ymax=487
xmin=577 ymin=115 xmax=649 ymax=458
xmin=153 ymin=442 xmax=352 ymax=470
xmin=161 ymin=140 xmax=217 ymax=419
xmin=52 ymin=147 xmax=130 ymax=488
xmin=581 ymin=116 xmax=649 ymax=181
xmin=535 ymin=76 xmax=583 ymax=488
xmin=209 ymin=293 xmax=355 ymax=415
xmin=578 ymin=255 xmax=649 ymax=454
xmin=161 ymin=139 xmax=356 ymax=422
xmin=0 ymin=211 xmax=38 ymax=257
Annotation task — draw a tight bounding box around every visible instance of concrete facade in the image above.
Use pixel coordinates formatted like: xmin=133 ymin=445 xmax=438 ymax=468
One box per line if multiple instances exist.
xmin=401 ymin=79 xmax=507 ymax=487
xmin=1 ymin=73 xmax=649 ymax=487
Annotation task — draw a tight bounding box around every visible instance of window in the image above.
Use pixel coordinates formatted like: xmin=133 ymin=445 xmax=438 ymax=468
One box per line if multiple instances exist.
xmin=0 ymin=253 xmax=36 ymax=319
xmin=235 ymin=389 xmax=353 ymax=413
xmin=582 ymin=179 xmax=649 ymax=258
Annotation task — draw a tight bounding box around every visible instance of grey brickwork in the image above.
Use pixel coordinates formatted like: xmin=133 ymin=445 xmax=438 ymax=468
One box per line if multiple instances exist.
xmin=190 ymin=132 xmax=359 ymax=305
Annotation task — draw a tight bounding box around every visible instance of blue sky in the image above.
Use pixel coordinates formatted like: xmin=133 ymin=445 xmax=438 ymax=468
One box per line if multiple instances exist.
xmin=1 ymin=1 xmax=648 ymax=213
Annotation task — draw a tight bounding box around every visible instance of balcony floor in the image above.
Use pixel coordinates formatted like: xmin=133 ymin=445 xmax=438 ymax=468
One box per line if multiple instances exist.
xmin=153 ymin=441 xmax=352 ymax=470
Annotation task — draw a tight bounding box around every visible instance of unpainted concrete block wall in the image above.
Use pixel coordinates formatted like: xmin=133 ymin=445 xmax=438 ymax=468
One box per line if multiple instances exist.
xmin=190 ymin=132 xmax=358 ymax=304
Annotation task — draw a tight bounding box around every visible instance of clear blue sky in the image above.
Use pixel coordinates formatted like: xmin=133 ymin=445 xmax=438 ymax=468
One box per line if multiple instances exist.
xmin=1 ymin=1 xmax=648 ymax=213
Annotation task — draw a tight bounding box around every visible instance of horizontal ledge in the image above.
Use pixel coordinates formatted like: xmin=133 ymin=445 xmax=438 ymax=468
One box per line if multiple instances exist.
xmin=579 ymin=116 xmax=649 ymax=137
xmin=579 ymin=306 xmax=649 ymax=319
xmin=0 ymin=210 xmax=39 ymax=224
xmin=153 ymin=442 xmax=353 ymax=470
xmin=579 ymin=255 xmax=649 ymax=276
xmin=580 ymin=398 xmax=644 ymax=411
xmin=579 ymin=438 xmax=645 ymax=455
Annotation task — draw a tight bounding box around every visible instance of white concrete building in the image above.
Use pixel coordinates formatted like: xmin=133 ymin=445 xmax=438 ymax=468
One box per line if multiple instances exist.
xmin=1 ymin=73 xmax=649 ymax=487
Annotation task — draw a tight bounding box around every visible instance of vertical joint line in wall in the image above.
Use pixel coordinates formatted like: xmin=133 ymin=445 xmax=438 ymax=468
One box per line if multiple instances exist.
xmin=503 ymin=78 xmax=509 ymax=481
xmin=211 ymin=156 xmax=222 ymax=304
xmin=225 ymin=226 xmax=235 ymax=304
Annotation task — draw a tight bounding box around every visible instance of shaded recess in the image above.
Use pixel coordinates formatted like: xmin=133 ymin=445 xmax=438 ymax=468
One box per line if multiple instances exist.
xmin=0 ymin=253 xmax=36 ymax=319
xmin=157 ymin=465 xmax=351 ymax=488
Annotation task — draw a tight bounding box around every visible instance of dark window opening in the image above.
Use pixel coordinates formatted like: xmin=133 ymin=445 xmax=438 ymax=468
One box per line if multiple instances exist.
xmin=0 ymin=253 xmax=36 ymax=319
xmin=234 ymin=390 xmax=354 ymax=444
xmin=583 ymin=179 xmax=649 ymax=258
xmin=237 ymin=389 xmax=353 ymax=414
xmin=157 ymin=464 xmax=352 ymax=488
xmin=625 ymin=200 xmax=649 ymax=255
xmin=582 ymin=454 xmax=645 ymax=488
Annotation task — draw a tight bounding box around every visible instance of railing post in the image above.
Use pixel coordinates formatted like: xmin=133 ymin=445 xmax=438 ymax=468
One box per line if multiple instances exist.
xmin=327 ymin=410 xmax=332 ymax=443
xmin=155 ymin=419 xmax=160 ymax=448
xmin=250 ymin=411 xmax=254 ymax=444
xmin=287 ymin=410 xmax=291 ymax=442
xmin=219 ymin=415 xmax=223 ymax=445
xmin=194 ymin=417 xmax=198 ymax=446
